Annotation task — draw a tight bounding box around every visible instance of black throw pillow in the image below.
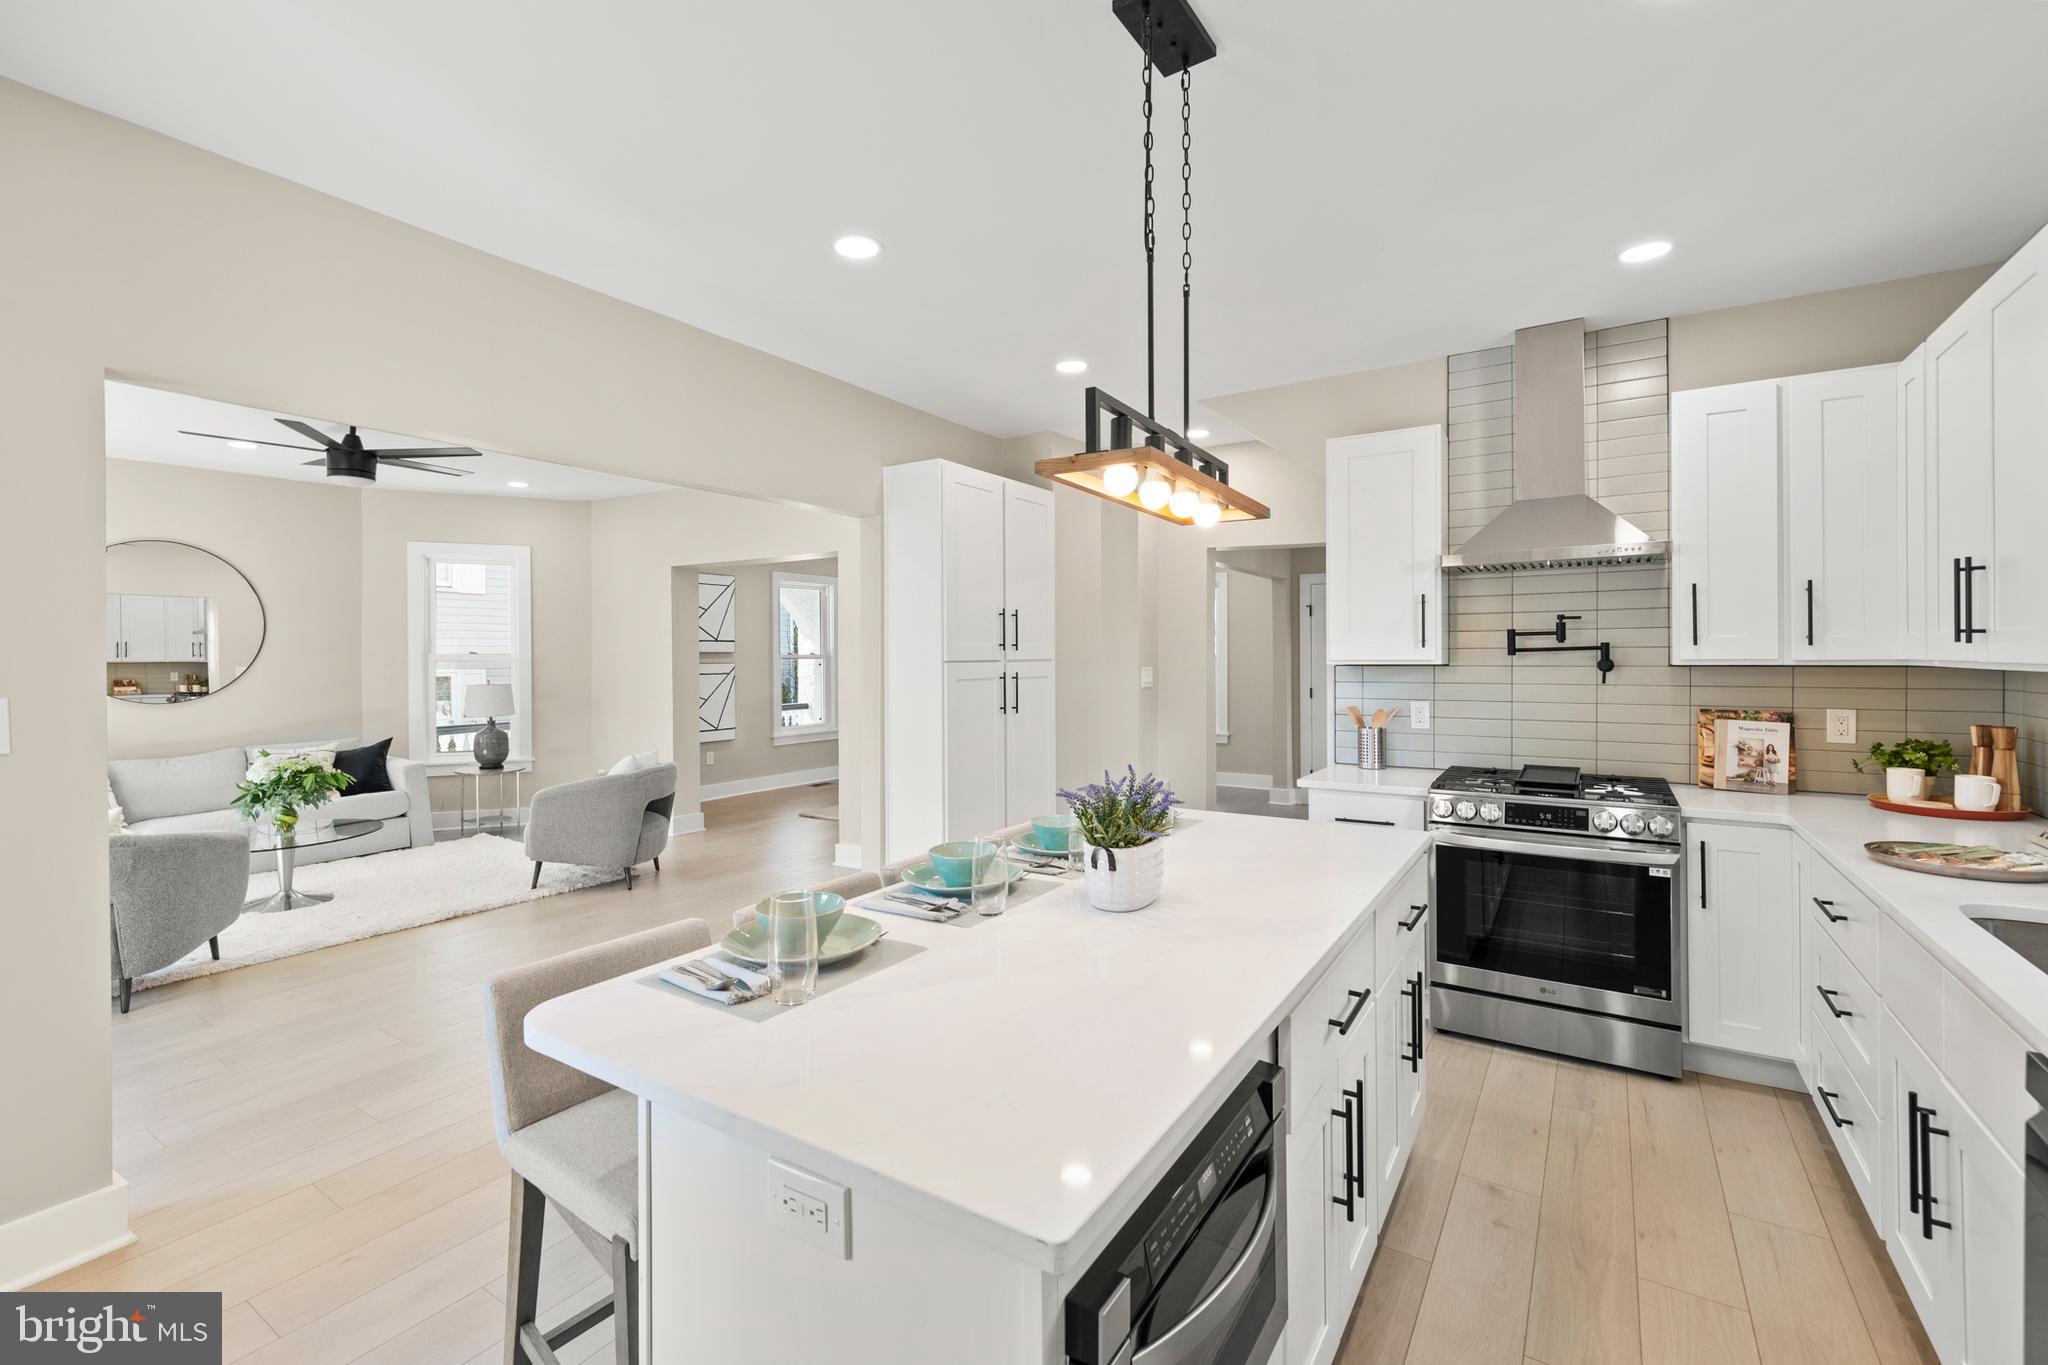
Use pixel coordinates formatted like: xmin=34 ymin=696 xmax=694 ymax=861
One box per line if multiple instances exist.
xmin=335 ymin=737 xmax=394 ymax=795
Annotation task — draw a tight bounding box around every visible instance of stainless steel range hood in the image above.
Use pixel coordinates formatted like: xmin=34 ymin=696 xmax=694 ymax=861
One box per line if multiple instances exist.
xmin=1441 ymin=318 xmax=1666 ymax=575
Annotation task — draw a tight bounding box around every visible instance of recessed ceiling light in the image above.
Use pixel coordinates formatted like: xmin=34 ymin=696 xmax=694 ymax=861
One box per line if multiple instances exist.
xmin=1618 ymin=240 xmax=1673 ymax=264
xmin=1055 ymin=359 xmax=1089 ymax=375
xmin=227 ymin=440 xmax=256 ymax=449
xmin=833 ymin=234 xmax=882 ymax=261
xmin=507 ymin=480 xmax=530 ymax=489
xmin=1186 ymin=427 xmax=1210 ymax=441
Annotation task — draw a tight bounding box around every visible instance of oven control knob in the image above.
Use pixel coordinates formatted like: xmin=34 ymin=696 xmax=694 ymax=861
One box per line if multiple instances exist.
xmin=1648 ymin=814 xmax=1676 ymax=838
xmin=1478 ymin=802 xmax=1503 ymax=823
xmin=1620 ymin=812 xmax=1647 ymax=836
xmin=1431 ymin=796 xmax=1456 ymax=821
xmin=1592 ymin=809 xmax=1619 ymax=833
xmin=1453 ymin=800 xmax=1478 ymax=822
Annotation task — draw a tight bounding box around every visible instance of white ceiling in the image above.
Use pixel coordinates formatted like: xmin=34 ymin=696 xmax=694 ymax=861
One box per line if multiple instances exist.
xmin=105 ymin=382 xmax=672 ymax=500
xmin=11 ymin=1 xmax=2048 ymax=442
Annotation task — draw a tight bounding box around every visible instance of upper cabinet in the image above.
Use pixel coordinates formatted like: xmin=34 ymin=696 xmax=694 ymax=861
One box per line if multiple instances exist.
xmin=1926 ymin=224 xmax=2048 ymax=667
xmin=1670 ymin=381 xmax=1782 ymax=663
xmin=939 ymin=465 xmax=1054 ymax=663
xmin=1325 ymin=425 xmax=1444 ymax=665
xmin=1784 ymin=365 xmax=1907 ymax=662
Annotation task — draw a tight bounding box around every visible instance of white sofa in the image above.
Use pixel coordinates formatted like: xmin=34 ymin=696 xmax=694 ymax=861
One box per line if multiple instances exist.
xmin=107 ymin=742 xmax=435 ymax=871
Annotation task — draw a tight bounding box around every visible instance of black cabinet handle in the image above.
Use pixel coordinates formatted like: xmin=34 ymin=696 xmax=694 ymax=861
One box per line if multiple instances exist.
xmin=1806 ymin=578 xmax=1815 ymax=647
xmin=1690 ymin=582 xmax=1699 ymax=648
xmin=1346 ymin=1080 xmax=1367 ymax=1196
xmin=998 ymin=674 xmax=1008 ymax=714
xmin=1817 ymin=1086 xmax=1853 ymax=1129
xmin=1335 ymin=817 xmax=1395 ymax=827
xmin=1816 ymin=984 xmax=1854 ymax=1020
xmin=1010 ymin=671 xmax=1020 ymax=713
xmin=1329 ymin=987 xmax=1370 ymax=1036
xmin=1419 ymin=593 xmax=1428 ymax=651
xmin=1011 ymin=608 xmax=1020 ymax=650
xmin=1960 ymin=557 xmax=1988 ymax=641
xmin=997 ymin=607 xmax=1007 ymax=650
xmin=1699 ymin=840 xmax=1708 ymax=908
xmin=1399 ymin=904 xmax=1427 ymax=932
xmin=1914 ymin=1095 xmax=1953 ymax=1239
xmin=1813 ymin=896 xmax=1847 ymax=924
xmin=1331 ymin=1096 xmax=1357 ymax=1223
xmin=1907 ymin=1089 xmax=1924 ymax=1216
xmin=1413 ymin=970 xmax=1425 ymax=1069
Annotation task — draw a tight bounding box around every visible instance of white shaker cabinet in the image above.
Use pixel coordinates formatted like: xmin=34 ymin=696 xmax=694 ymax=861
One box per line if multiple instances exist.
xmin=1002 ymin=484 xmax=1056 ymax=660
xmin=1001 ymin=659 xmax=1058 ymax=827
xmin=1325 ymin=426 xmax=1444 ymax=665
xmin=1670 ymin=381 xmax=1782 ymax=663
xmin=1784 ymin=365 xmax=1907 ymax=661
xmin=1685 ymin=823 xmax=1797 ymax=1061
xmin=1925 ymin=224 xmax=2048 ymax=667
xmin=940 ymin=661 xmax=1011 ymax=842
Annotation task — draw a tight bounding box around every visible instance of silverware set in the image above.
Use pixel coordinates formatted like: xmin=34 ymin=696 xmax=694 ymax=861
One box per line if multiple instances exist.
xmin=672 ymin=957 xmax=763 ymax=999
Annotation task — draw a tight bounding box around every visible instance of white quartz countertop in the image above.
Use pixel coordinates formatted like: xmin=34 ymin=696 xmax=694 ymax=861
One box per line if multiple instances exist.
xmin=1677 ymin=786 xmax=2048 ymax=1052
xmin=524 ymin=811 xmax=1429 ymax=1272
xmin=1297 ymin=765 xmax=1439 ymax=796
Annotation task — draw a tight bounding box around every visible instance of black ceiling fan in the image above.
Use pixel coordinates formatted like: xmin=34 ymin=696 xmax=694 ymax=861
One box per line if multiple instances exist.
xmin=178 ymin=418 xmax=484 ymax=484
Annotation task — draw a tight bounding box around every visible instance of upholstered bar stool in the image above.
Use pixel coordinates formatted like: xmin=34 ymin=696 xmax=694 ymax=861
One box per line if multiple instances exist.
xmin=483 ymin=918 xmax=710 ymax=1365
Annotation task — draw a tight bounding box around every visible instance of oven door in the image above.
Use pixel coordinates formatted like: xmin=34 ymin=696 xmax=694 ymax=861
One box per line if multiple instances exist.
xmin=1432 ymin=828 xmax=1681 ymax=1026
xmin=1126 ymin=1128 xmax=1285 ymax=1365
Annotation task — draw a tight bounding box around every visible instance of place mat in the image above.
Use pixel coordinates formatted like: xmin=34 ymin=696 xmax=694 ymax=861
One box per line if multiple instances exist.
xmin=854 ymin=870 xmax=1074 ymax=925
xmin=636 ymin=938 xmax=927 ymax=1021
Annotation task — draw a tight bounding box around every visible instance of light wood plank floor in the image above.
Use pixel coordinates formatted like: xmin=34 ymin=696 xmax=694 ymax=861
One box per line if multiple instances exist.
xmin=1337 ymin=1034 xmax=1940 ymax=1365
xmin=43 ymin=783 xmax=843 ymax=1364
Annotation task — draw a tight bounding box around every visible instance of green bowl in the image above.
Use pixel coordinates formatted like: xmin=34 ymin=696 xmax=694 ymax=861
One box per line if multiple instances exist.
xmin=1031 ymin=814 xmax=1079 ymax=851
xmin=928 ymin=840 xmax=998 ymax=888
xmin=753 ymin=891 xmax=845 ymax=956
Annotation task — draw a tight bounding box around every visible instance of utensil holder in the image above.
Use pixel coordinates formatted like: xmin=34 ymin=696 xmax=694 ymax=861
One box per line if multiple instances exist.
xmin=1357 ymin=726 xmax=1386 ymax=770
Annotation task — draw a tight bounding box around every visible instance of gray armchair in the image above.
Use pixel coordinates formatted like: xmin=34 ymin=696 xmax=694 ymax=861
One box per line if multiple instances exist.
xmin=524 ymin=762 xmax=676 ymax=890
xmin=110 ymin=831 xmax=249 ymax=1012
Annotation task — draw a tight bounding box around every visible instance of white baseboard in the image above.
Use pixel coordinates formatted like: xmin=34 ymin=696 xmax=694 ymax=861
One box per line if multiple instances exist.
xmin=833 ymin=842 xmax=864 ymax=870
xmin=1682 ymin=1043 xmax=1802 ymax=1092
xmin=1217 ymin=771 xmax=1275 ymax=791
xmin=699 ymin=765 xmax=838 ymax=803
xmin=0 ymin=1174 xmax=132 ymax=1291
xmin=1267 ymin=788 xmax=1303 ymax=807
xmin=670 ymin=812 xmax=706 ymax=837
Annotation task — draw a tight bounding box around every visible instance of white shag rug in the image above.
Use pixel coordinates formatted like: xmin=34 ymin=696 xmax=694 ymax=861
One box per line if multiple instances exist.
xmin=137 ymin=834 xmax=624 ymax=991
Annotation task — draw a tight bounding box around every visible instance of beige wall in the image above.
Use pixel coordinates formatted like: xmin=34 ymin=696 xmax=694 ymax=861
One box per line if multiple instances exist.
xmin=1216 ymin=566 xmax=1281 ymax=785
xmin=0 ymin=76 xmax=994 ymax=1246
xmin=673 ymin=557 xmax=839 ymax=791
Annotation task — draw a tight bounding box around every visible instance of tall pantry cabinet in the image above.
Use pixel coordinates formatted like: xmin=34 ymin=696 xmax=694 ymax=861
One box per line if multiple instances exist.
xmin=883 ymin=460 xmax=1058 ymax=865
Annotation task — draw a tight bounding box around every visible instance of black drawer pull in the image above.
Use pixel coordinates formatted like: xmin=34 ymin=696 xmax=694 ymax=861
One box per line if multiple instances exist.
xmin=1816 ymin=1086 xmax=1853 ymax=1129
xmin=1813 ymin=897 xmax=1848 ymax=924
xmin=1331 ymin=1095 xmax=1357 ymax=1223
xmin=1335 ymin=816 xmax=1395 ymax=827
xmin=1346 ymin=1080 xmax=1366 ymax=1196
xmin=1329 ymin=988 xmax=1370 ymax=1036
xmin=1816 ymin=985 xmax=1853 ymax=1020
xmin=1399 ymin=904 xmax=1427 ymax=932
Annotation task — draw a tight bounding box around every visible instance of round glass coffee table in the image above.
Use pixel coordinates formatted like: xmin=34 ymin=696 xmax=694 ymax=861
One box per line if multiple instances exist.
xmin=245 ymin=818 xmax=386 ymax=912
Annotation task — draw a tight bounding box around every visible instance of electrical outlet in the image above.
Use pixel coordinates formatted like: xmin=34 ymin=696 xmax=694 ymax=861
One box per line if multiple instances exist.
xmin=1410 ymin=701 xmax=1431 ymax=731
xmin=1827 ymin=709 xmax=1858 ymax=744
xmin=768 ymin=1158 xmax=850 ymax=1258
xmin=1140 ymin=666 xmax=1155 ymax=689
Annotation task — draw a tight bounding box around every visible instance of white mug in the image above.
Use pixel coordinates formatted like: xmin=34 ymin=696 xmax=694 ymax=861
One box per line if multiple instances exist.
xmin=1954 ymin=775 xmax=2002 ymax=811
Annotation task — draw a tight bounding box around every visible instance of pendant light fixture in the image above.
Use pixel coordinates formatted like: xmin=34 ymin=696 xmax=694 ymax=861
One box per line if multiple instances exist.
xmin=1035 ymin=0 xmax=1269 ymax=526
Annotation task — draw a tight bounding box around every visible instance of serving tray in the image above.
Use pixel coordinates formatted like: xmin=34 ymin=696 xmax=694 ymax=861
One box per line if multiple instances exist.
xmin=1866 ymin=794 xmax=2035 ymax=821
xmin=1864 ymin=840 xmax=2048 ymax=883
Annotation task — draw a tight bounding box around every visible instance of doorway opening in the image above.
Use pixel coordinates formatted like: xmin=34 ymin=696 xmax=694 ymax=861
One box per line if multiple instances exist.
xmin=1212 ymin=545 xmax=1325 ymax=819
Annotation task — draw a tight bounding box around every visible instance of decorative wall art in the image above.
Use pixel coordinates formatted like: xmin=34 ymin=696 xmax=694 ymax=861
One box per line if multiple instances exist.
xmin=698 ymin=664 xmax=737 ymax=743
xmin=698 ymin=573 xmax=736 ymax=654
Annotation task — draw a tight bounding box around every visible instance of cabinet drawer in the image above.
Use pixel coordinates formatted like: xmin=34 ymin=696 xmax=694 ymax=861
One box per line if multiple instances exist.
xmin=1881 ymin=913 xmax=1944 ymax=1062
xmin=1808 ymin=1005 xmax=1883 ymax=1218
xmin=1800 ymin=846 xmax=1882 ymax=989
xmin=1809 ymin=922 xmax=1882 ymax=1107
xmin=1307 ymin=790 xmax=1424 ymax=830
xmin=1375 ymin=860 xmax=1430 ymax=993
xmin=1285 ymin=924 xmax=1376 ymax=1127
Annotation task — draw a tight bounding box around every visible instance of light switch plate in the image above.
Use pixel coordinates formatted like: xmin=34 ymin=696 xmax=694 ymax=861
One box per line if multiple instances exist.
xmin=0 ymin=698 xmax=9 ymax=755
xmin=768 ymin=1157 xmax=850 ymax=1258
xmin=1140 ymin=666 xmax=1155 ymax=689
xmin=1410 ymin=701 xmax=1431 ymax=731
xmin=1827 ymin=709 xmax=1857 ymax=744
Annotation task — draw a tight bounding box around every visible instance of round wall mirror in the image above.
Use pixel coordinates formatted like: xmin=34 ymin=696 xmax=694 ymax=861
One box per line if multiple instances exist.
xmin=105 ymin=540 xmax=266 ymax=705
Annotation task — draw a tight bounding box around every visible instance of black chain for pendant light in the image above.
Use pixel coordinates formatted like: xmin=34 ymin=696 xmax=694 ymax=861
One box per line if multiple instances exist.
xmin=1180 ymin=66 xmax=1193 ymax=438
xmin=1140 ymin=1 xmax=1156 ymax=429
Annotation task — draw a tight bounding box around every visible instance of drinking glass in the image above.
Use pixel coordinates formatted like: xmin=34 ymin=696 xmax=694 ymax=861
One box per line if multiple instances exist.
xmin=766 ymin=891 xmax=818 ymax=1006
xmin=972 ymin=832 xmax=1010 ymax=917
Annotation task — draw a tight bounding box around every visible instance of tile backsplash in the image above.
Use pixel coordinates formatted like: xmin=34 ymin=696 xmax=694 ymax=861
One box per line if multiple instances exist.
xmin=1334 ymin=319 xmax=2042 ymax=807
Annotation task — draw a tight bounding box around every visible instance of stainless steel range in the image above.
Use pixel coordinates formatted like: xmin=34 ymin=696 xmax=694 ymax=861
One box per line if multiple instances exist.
xmin=1427 ymin=765 xmax=1685 ymax=1078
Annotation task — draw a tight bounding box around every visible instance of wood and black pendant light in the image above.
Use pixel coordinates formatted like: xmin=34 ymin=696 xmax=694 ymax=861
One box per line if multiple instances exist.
xmin=1035 ymin=0 xmax=1268 ymax=526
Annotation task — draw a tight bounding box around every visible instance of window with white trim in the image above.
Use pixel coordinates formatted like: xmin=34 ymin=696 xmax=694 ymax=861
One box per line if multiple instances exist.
xmin=772 ymin=572 xmax=836 ymax=743
xmin=408 ymin=543 xmax=533 ymax=762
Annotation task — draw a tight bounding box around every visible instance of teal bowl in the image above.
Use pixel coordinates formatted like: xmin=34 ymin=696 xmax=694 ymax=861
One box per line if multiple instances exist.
xmin=754 ymin=891 xmax=846 ymax=956
xmin=1031 ymin=814 xmax=1079 ymax=851
xmin=929 ymin=840 xmax=998 ymax=888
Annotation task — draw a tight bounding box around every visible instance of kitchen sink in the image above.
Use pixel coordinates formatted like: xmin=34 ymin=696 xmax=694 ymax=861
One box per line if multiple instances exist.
xmin=1965 ymin=908 xmax=2048 ymax=974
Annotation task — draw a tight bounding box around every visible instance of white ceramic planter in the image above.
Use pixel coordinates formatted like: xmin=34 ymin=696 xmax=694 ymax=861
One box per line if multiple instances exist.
xmin=1081 ymin=839 xmax=1165 ymax=913
xmin=1885 ymin=767 xmax=1933 ymax=802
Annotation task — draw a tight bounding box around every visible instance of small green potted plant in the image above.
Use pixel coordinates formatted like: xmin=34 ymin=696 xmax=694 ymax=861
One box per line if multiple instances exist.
xmin=1852 ymin=737 xmax=1959 ymax=803
xmin=232 ymin=750 xmax=354 ymax=836
xmin=1057 ymin=766 xmax=1181 ymax=912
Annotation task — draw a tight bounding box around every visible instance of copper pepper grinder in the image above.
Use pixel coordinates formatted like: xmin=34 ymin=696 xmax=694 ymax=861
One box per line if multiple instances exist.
xmin=1987 ymin=725 xmax=2022 ymax=812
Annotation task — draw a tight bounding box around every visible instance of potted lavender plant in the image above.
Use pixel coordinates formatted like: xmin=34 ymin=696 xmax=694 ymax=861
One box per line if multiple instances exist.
xmin=1058 ymin=766 xmax=1181 ymax=913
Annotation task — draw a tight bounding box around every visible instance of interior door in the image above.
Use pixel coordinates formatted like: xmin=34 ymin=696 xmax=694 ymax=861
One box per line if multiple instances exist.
xmin=1002 ymin=483 xmax=1056 ymax=660
xmin=1300 ymin=575 xmax=1327 ymax=776
xmin=1003 ymin=660 xmax=1057 ymax=825
xmin=941 ymin=661 xmax=1009 ymax=841
xmin=940 ymin=466 xmax=1008 ymax=662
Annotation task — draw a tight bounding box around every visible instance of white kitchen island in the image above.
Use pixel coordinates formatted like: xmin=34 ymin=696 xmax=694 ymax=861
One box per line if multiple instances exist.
xmin=525 ymin=811 xmax=1434 ymax=1365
